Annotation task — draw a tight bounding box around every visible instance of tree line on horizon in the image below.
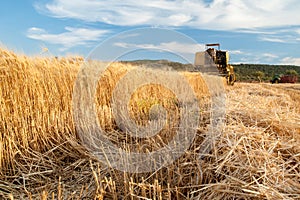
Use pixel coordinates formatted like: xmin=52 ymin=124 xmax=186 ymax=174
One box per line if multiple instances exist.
xmin=123 ymin=60 xmax=300 ymax=83
xmin=233 ymin=63 xmax=300 ymax=82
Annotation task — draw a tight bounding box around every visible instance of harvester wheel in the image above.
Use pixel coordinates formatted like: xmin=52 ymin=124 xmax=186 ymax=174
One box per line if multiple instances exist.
xmin=227 ymin=74 xmax=235 ymax=86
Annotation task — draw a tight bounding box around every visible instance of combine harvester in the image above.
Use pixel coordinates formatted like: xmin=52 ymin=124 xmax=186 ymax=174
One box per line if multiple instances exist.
xmin=194 ymin=43 xmax=236 ymax=85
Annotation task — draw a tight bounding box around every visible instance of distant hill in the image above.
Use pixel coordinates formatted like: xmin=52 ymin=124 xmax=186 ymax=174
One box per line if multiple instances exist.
xmin=233 ymin=64 xmax=300 ymax=82
xmin=122 ymin=60 xmax=300 ymax=82
xmin=120 ymin=60 xmax=195 ymax=71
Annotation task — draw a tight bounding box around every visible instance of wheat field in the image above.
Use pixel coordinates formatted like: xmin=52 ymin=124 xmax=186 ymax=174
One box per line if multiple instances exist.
xmin=0 ymin=48 xmax=300 ymax=199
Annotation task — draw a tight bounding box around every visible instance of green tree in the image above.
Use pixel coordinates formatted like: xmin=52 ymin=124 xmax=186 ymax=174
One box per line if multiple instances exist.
xmin=285 ymin=69 xmax=298 ymax=76
xmin=253 ymin=71 xmax=264 ymax=82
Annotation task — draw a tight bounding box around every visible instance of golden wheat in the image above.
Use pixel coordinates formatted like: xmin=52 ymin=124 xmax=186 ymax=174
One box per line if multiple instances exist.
xmin=0 ymin=48 xmax=299 ymax=199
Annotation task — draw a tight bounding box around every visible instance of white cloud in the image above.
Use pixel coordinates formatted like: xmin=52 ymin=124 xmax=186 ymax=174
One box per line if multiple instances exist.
xmin=281 ymin=57 xmax=300 ymax=65
xmin=34 ymin=0 xmax=300 ymax=31
xmin=259 ymin=37 xmax=285 ymax=43
xmin=233 ymin=51 xmax=280 ymax=64
xmin=259 ymin=30 xmax=300 ymax=43
xmin=27 ymin=26 xmax=109 ymax=51
xmin=236 ymin=29 xmax=278 ymax=35
xmin=114 ymin=41 xmax=205 ymax=54
xmin=229 ymin=50 xmax=244 ymax=55
xmin=117 ymin=33 xmax=141 ymax=39
xmin=262 ymin=53 xmax=278 ymax=59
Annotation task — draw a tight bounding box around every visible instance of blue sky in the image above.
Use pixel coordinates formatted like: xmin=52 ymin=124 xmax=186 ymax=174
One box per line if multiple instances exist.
xmin=1 ymin=0 xmax=300 ymax=65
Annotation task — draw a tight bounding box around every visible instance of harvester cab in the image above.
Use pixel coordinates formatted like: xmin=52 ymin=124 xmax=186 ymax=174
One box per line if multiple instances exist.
xmin=194 ymin=43 xmax=236 ymax=85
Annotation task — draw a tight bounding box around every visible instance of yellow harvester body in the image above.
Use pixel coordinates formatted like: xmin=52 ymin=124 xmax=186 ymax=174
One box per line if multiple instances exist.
xmin=194 ymin=43 xmax=236 ymax=85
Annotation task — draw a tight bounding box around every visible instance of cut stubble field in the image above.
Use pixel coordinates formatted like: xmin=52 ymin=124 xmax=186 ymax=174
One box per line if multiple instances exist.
xmin=0 ymin=48 xmax=300 ymax=199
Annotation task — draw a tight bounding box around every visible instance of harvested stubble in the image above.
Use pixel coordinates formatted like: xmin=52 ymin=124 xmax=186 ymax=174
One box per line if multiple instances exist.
xmin=0 ymin=48 xmax=300 ymax=199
